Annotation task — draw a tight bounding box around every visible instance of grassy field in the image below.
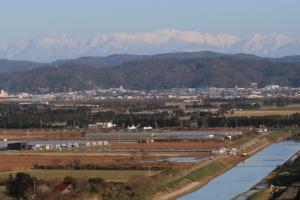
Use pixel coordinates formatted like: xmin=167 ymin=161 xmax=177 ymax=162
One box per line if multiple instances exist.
xmin=226 ymin=104 xmax=300 ymax=117
xmin=229 ymin=110 xmax=299 ymax=117
xmin=265 ymin=130 xmax=290 ymax=141
xmin=0 ymin=169 xmax=157 ymax=182
xmin=185 ymin=162 xmax=225 ymax=181
xmin=159 ymin=162 xmax=225 ymax=191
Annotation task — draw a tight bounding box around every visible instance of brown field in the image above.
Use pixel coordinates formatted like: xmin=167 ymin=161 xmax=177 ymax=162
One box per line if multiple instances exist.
xmin=0 ymin=169 xmax=158 ymax=182
xmin=227 ymin=104 xmax=300 ymax=117
xmin=0 ymin=130 xmax=83 ymax=140
xmin=0 ymin=130 xmax=231 ymax=176
xmin=0 ymin=154 xmax=121 ymax=171
xmin=110 ymin=141 xmax=227 ymax=150
xmin=0 ymin=151 xmax=196 ymax=172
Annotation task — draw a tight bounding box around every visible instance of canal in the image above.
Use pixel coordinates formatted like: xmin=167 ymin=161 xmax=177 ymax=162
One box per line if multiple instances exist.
xmin=179 ymin=141 xmax=300 ymax=200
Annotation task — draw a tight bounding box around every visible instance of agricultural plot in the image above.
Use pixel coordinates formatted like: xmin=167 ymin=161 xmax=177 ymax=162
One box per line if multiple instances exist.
xmin=0 ymin=169 xmax=157 ymax=182
xmin=227 ymin=104 xmax=300 ymax=117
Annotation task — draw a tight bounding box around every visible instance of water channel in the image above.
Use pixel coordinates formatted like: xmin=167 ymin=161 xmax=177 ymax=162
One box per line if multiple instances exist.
xmin=179 ymin=141 xmax=300 ymax=200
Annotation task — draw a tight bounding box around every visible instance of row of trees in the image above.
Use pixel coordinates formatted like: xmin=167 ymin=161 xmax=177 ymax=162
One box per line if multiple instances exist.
xmin=206 ymin=114 xmax=300 ymax=128
xmin=2 ymin=101 xmax=300 ymax=129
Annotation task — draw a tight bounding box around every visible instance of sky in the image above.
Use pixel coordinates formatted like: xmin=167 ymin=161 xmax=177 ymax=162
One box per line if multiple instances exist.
xmin=0 ymin=0 xmax=299 ymax=42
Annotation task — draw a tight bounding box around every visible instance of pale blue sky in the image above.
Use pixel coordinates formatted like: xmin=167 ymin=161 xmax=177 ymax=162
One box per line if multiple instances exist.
xmin=0 ymin=0 xmax=299 ymax=42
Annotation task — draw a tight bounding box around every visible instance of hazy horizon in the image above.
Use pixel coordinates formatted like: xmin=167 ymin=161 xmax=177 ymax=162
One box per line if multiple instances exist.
xmin=0 ymin=0 xmax=299 ymax=42
xmin=1 ymin=0 xmax=300 ymax=61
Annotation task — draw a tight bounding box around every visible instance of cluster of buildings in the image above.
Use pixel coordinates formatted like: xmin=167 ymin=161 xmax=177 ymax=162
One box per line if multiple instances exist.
xmin=207 ymin=84 xmax=300 ymax=99
xmin=4 ymin=140 xmax=109 ymax=151
xmin=2 ymin=84 xmax=300 ymax=102
xmin=88 ymin=122 xmax=116 ymax=129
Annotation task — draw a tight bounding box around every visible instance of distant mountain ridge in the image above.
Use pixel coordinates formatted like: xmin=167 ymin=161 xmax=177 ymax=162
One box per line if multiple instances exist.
xmin=0 ymin=51 xmax=244 ymax=73
xmin=1 ymin=29 xmax=300 ymax=62
xmin=0 ymin=59 xmax=45 ymax=73
xmin=1 ymin=51 xmax=300 ymax=92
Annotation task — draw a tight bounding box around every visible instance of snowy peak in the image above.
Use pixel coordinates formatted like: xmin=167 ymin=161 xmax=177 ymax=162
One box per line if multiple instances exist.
xmin=34 ymin=33 xmax=80 ymax=48
xmin=0 ymin=30 xmax=299 ymax=62
xmin=241 ymin=34 xmax=291 ymax=52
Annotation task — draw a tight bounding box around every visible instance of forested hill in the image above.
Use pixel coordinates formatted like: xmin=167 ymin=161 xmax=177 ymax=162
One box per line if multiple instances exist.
xmin=1 ymin=52 xmax=300 ymax=92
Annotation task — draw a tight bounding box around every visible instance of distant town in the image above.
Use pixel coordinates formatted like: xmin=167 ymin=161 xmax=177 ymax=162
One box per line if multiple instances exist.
xmin=1 ymin=83 xmax=300 ymax=102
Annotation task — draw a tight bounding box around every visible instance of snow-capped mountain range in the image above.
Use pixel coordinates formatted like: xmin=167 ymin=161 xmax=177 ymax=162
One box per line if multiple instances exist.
xmin=0 ymin=29 xmax=300 ymax=62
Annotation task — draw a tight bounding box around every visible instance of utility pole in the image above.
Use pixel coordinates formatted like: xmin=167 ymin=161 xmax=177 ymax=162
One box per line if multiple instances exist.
xmin=33 ymin=177 xmax=36 ymax=200
xmin=34 ymin=178 xmax=36 ymax=192
xmin=40 ymin=118 xmax=43 ymax=129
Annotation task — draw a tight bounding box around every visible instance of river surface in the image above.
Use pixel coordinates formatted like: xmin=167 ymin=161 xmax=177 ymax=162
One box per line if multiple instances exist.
xmin=179 ymin=141 xmax=300 ymax=200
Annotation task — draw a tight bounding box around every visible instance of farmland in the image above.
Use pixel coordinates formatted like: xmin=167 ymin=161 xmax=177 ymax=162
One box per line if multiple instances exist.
xmin=0 ymin=154 xmax=128 ymax=171
xmin=265 ymin=130 xmax=292 ymax=141
xmin=0 ymin=127 xmax=297 ymax=199
xmin=0 ymin=169 xmax=157 ymax=182
xmin=0 ymin=130 xmax=83 ymax=140
xmin=0 ymin=152 xmax=198 ymax=173
xmin=0 ymin=128 xmax=240 ymax=199
xmin=227 ymin=104 xmax=300 ymax=117
xmin=110 ymin=141 xmax=227 ymax=150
